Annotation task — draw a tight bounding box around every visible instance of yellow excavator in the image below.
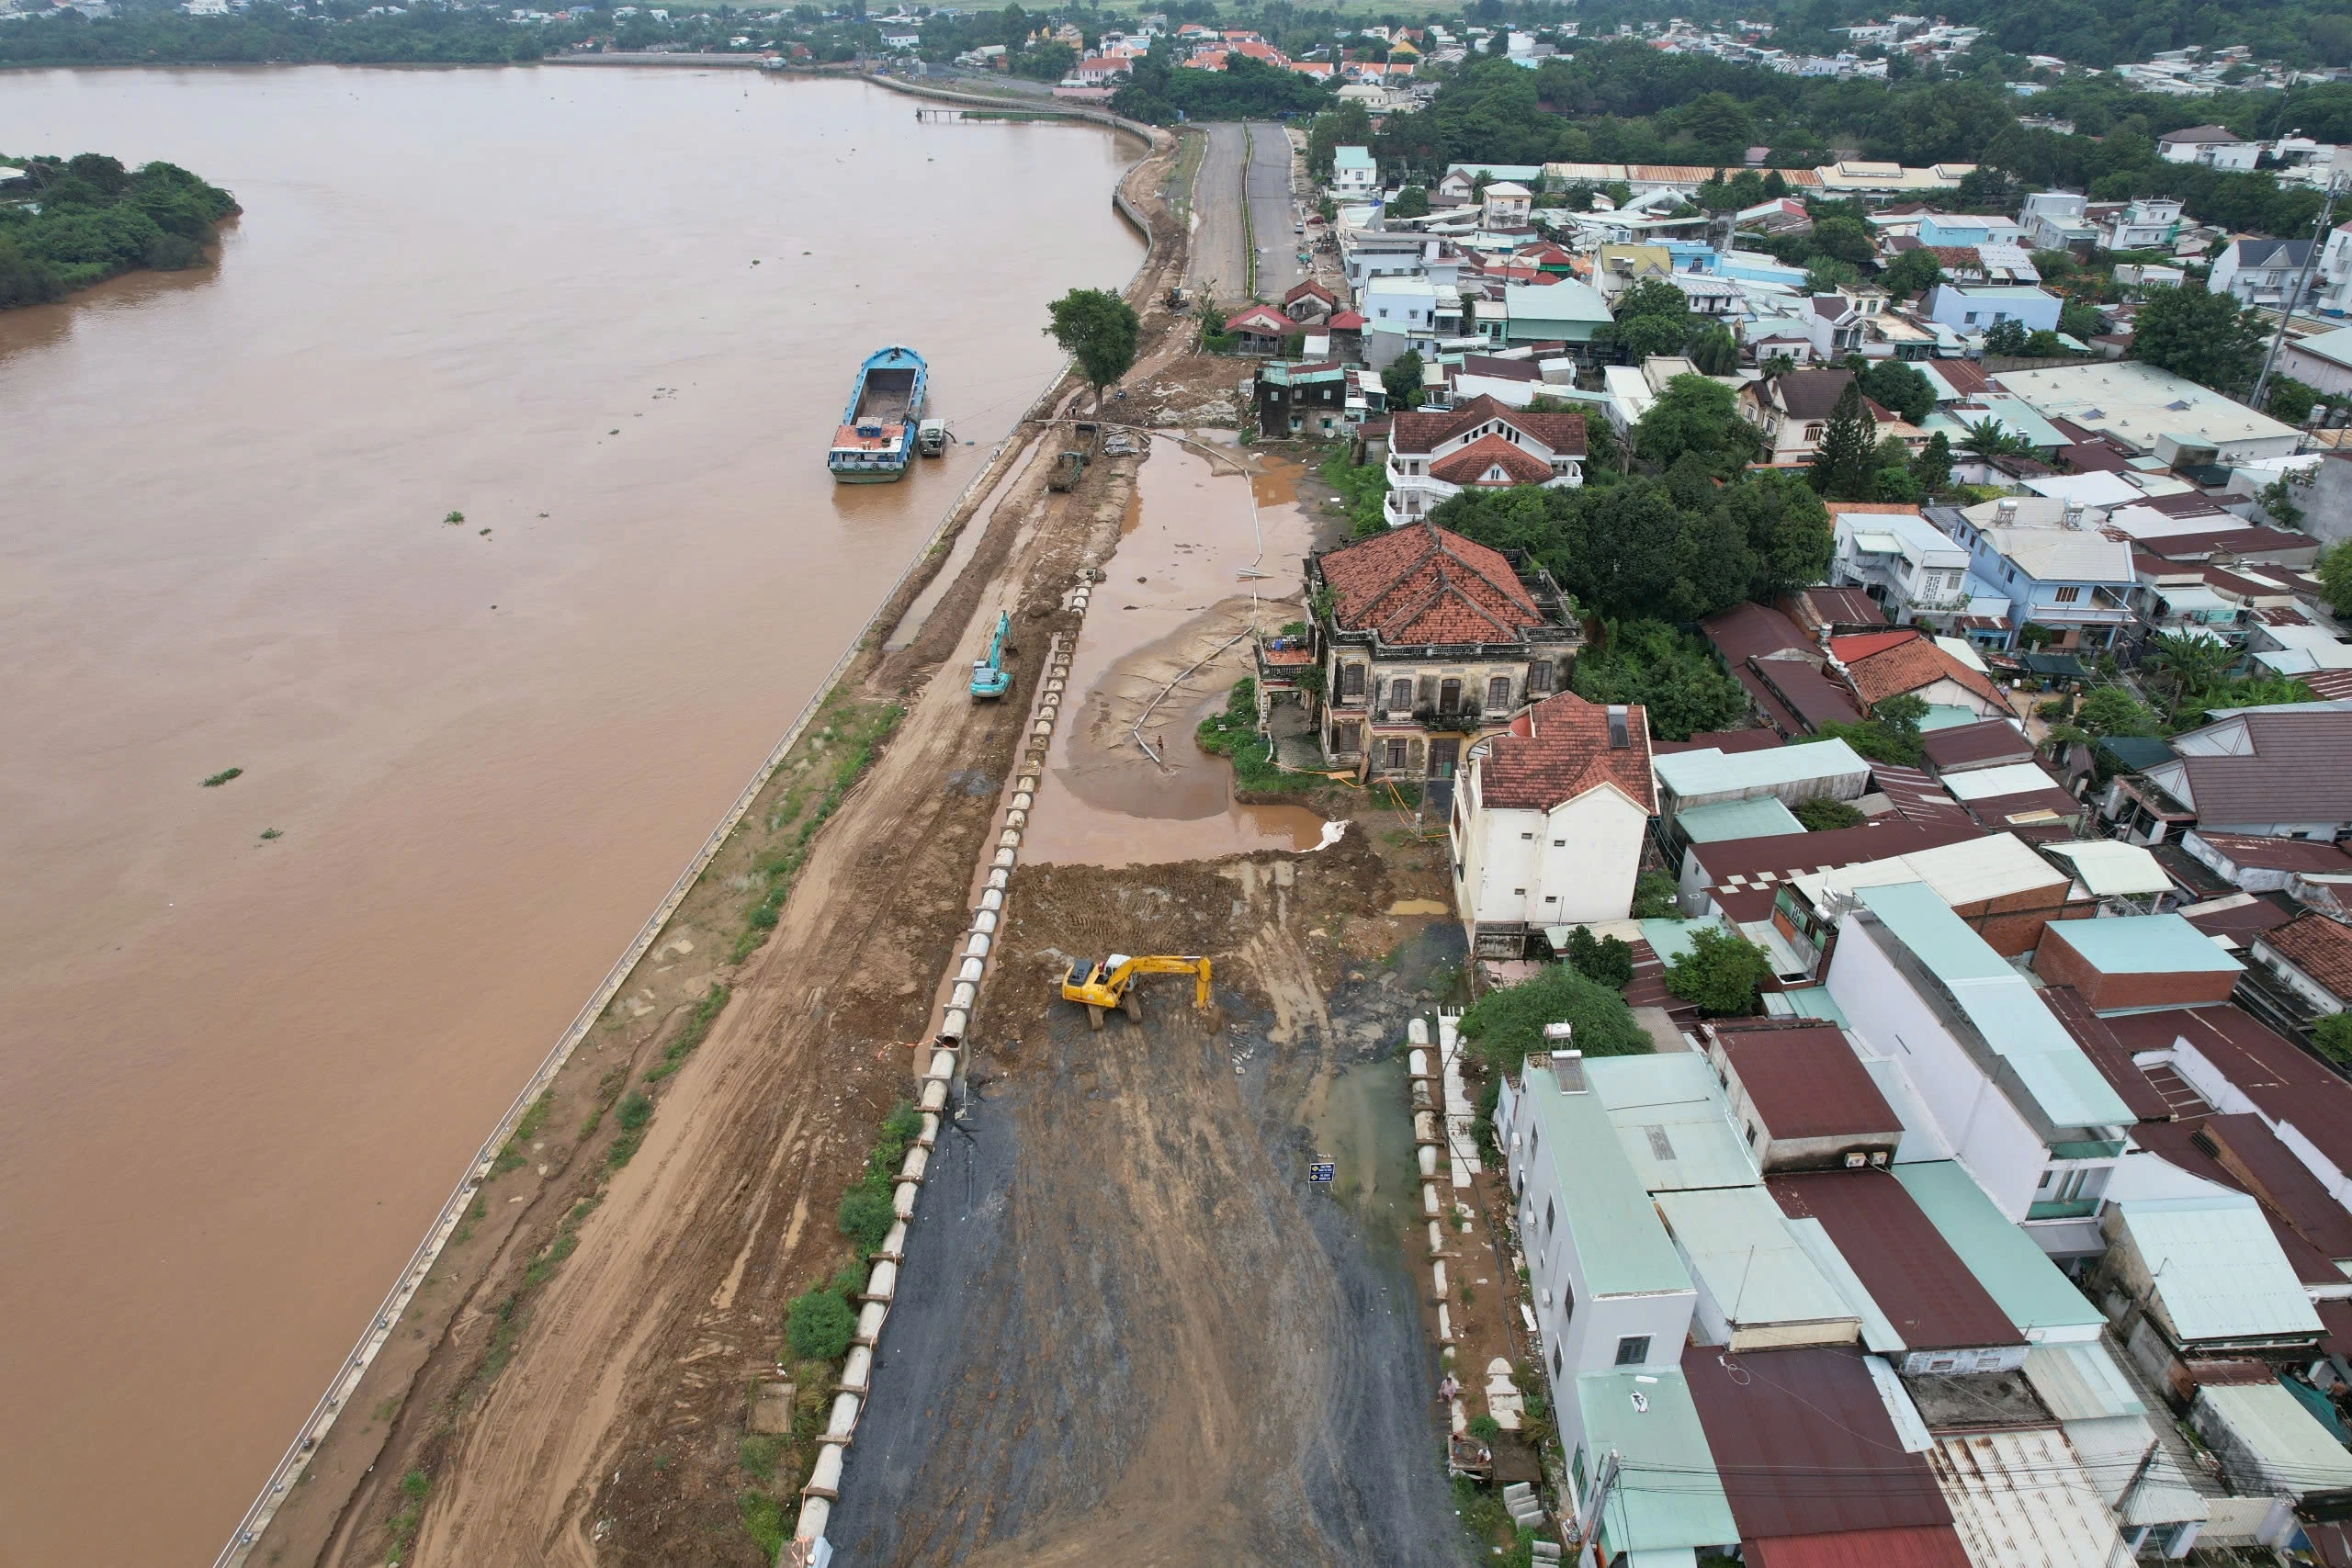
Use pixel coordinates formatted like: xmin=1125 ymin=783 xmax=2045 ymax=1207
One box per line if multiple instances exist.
xmin=1059 ymin=953 xmax=1213 ymax=1030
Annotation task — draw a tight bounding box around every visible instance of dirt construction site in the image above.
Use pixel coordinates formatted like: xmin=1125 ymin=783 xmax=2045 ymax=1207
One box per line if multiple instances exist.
xmin=241 ymin=113 xmax=1479 ymax=1568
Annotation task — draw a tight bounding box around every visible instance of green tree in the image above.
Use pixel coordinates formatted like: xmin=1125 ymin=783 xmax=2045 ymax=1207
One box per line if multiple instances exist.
xmin=1455 ymin=964 xmax=1652 ymax=1075
xmin=1879 ymin=247 xmax=1945 ymax=299
xmin=1044 ymin=288 xmax=1139 ymax=407
xmin=1724 ymin=471 xmax=1834 ymax=603
xmin=2257 ymin=470 xmax=2311 ymax=530
xmin=1391 ymin=184 xmax=1430 ymax=218
xmin=1804 ymin=257 xmax=1862 ymax=294
xmin=1959 ymin=416 xmax=2027 ymax=460
xmin=2141 ymin=628 xmax=2239 ymax=715
xmin=2267 ymin=377 xmax=2322 ymax=424
xmin=1792 ymin=796 xmax=1864 ymax=830
xmin=2058 ymin=299 xmax=2106 ymax=341
xmin=1633 ymin=870 xmax=1681 ymax=919
xmin=1665 ymin=925 xmax=1772 ymax=1016
xmin=2132 ymin=281 xmax=2266 ymax=396
xmin=1809 ymin=216 xmax=1874 ymax=266
xmin=1688 ymin=325 xmax=1741 ymax=376
xmin=2075 ymin=686 xmax=2158 ymax=738
xmin=1381 ymin=348 xmax=1426 ymax=410
xmin=1632 ymin=374 xmax=1761 ymax=478
xmin=2319 ymin=540 xmax=2352 ymax=616
xmin=2314 ymin=1012 xmax=2352 ymax=1067
xmin=1570 ymin=618 xmax=1753 ymax=739
xmin=1608 ymin=276 xmax=1694 ymax=362
xmin=1983 ymin=317 xmax=2030 ymax=356
xmin=1808 ymin=378 xmax=1879 ymax=501
xmin=1563 ymin=925 xmax=1634 ymax=987
xmin=1859 ymin=360 xmax=1934 ymax=423
xmin=1911 ymin=432 xmax=1954 ymax=495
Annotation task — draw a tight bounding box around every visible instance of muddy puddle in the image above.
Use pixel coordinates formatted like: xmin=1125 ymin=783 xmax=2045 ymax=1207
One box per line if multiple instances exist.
xmin=1022 ymin=435 xmax=1327 ymax=867
xmin=1301 ymin=1055 xmax=1419 ymax=1253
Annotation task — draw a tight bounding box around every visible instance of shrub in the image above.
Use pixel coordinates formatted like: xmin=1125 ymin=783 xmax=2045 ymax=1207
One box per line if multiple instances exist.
xmin=1792 ymin=797 xmax=1863 ymax=831
xmin=786 ymin=1286 xmax=856 ymax=1361
xmin=1457 ymin=964 xmax=1651 ymax=1075
xmin=2315 ymin=1013 xmax=2352 ymax=1066
xmin=1665 ymin=926 xmax=1773 ymax=1017
xmin=836 ymin=1182 xmax=897 ymax=1253
xmin=1562 ymin=925 xmax=1634 ymax=988
xmin=1631 ymin=870 xmax=1679 ymax=919
xmin=615 ymin=1090 xmax=652 ymax=1132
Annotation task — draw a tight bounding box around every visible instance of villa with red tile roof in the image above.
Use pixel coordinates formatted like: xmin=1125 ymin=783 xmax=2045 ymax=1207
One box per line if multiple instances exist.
xmin=1306 ymin=520 xmax=1582 ymax=795
xmin=1382 ymin=394 xmax=1587 ymax=527
xmin=1451 ymin=692 xmax=1657 ymax=953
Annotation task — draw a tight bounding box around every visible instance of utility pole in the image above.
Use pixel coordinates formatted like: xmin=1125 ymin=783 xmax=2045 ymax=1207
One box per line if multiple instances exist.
xmin=1574 ymin=1450 xmax=1621 ymax=1568
xmin=2250 ymin=175 xmax=2345 ymax=417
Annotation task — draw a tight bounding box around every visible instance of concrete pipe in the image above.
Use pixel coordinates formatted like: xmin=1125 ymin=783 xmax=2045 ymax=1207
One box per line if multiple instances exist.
xmin=964 ymin=933 xmax=990 ymax=960
xmin=1045 ymin=680 xmax=1065 ymax=695
xmin=1030 ymin=720 xmax=1052 ymax=739
xmin=1039 ymin=691 xmax=1060 ymax=708
xmin=899 ymin=1146 xmax=930 ymax=1184
xmin=1409 ymin=1018 xmax=1430 ymax=1046
xmin=917 ymin=1112 xmax=940 ymax=1148
xmin=795 ymin=1497 xmax=831 ymax=1543
xmin=978 ymin=888 xmax=1004 ymax=914
xmin=928 ymin=1048 xmax=958 ymax=1081
xmin=1429 ymin=1220 xmax=1445 ymax=1255
xmin=997 ymin=828 xmax=1021 ymax=849
xmin=1017 ymin=773 xmax=1038 ymax=792
xmin=827 ymin=1392 xmax=862 ymax=1438
xmin=940 ymin=1007 xmax=969 ymax=1038
xmin=865 ymin=1259 xmax=899 ymax=1301
xmin=991 ymin=848 xmax=1016 ymax=869
xmin=920 ymin=1081 xmax=949 ymax=1115
xmin=807 ymin=1447 xmax=845 ymax=1500
xmin=1003 ymin=809 xmax=1027 ymax=830
xmin=957 ymin=957 xmax=985 ymax=985
xmin=972 ymin=908 xmax=999 ymax=934
xmin=881 ymin=1220 xmax=909 ymax=1255
xmin=856 ymin=1300 xmax=889 ymax=1340
xmin=1423 ymin=1184 xmax=1441 ymax=1216
xmin=841 ymin=1346 xmax=874 ymax=1393
xmin=987 ymin=868 xmax=1011 ymax=892
xmin=893 ymin=1181 xmax=919 ymax=1219
xmin=1408 ymin=1048 xmax=1430 ymax=1077
xmin=1431 ymin=1260 xmax=1448 ymax=1298
xmin=1419 ymin=1146 xmax=1438 ymax=1179
xmin=1436 ymin=1305 xmax=1453 ymax=1342
xmin=1414 ymin=1111 xmax=1439 ymax=1143
xmin=1008 ymin=793 xmax=1033 ymax=812
xmin=950 ymin=980 xmax=978 ymax=1010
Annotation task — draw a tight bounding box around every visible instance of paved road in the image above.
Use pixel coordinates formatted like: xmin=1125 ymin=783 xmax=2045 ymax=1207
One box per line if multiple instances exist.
xmin=1187 ymin=121 xmax=1250 ymax=304
xmin=1245 ymin=119 xmax=1304 ymax=301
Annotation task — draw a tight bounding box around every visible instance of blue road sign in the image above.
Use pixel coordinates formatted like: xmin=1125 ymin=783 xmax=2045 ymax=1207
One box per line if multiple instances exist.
xmin=1308 ymin=1162 xmax=1335 ymax=1184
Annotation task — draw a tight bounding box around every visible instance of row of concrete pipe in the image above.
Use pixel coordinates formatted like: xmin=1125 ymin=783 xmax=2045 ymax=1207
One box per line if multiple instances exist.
xmin=788 ymin=586 xmax=1091 ymax=1564
xmin=1407 ymin=1018 xmax=1463 ymax=1350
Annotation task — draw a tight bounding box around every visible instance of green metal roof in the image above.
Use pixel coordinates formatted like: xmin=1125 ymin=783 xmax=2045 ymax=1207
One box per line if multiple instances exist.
xmin=1854 ymin=882 xmax=2134 ymax=1131
xmin=2113 ymin=1197 xmax=2324 ymax=1343
xmin=1576 ymin=1370 xmax=1738 ymax=1554
xmin=1638 ymin=915 xmax=1732 ymax=969
xmin=1657 ymin=1186 xmax=1859 ymax=1330
xmin=1892 ymin=1161 xmax=2106 ymax=1338
xmin=1503 ymin=279 xmax=1613 ymax=325
xmin=1333 ymin=145 xmax=1376 ymax=169
xmin=2046 ymin=913 xmax=2243 ymax=976
xmin=1677 ymin=796 xmax=1806 ymax=843
xmin=1763 ymin=987 xmax=1851 ymax=1027
xmin=1524 ymin=1060 xmax=1695 ymax=1299
xmin=1919 ymin=704 xmax=1982 ymax=732
xmin=1585 ymin=1054 xmax=1759 ymax=1193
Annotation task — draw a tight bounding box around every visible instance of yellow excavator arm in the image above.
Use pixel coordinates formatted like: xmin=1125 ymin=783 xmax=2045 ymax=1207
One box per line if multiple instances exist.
xmin=1058 ymin=953 xmax=1212 ymax=1027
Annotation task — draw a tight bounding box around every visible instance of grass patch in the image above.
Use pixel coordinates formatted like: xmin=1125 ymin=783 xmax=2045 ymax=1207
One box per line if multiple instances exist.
xmin=1195 ymin=677 xmax=1317 ymax=793
xmin=645 ymin=982 xmax=730 ymax=1084
xmin=202 ymin=767 xmax=243 ymax=787
xmin=258 ymin=828 xmax=282 ymax=840
xmin=729 ymin=696 xmax=905 ymax=964
xmin=605 ymin=1129 xmax=644 ymax=1172
xmin=740 ymin=1490 xmax=788 ymax=1556
xmin=1318 ymin=446 xmax=1389 ymax=536
xmin=739 ymin=1434 xmax=786 ymax=1483
xmin=835 ymin=1100 xmax=924 ymax=1254
xmin=450 ymin=1195 xmax=487 ymax=1246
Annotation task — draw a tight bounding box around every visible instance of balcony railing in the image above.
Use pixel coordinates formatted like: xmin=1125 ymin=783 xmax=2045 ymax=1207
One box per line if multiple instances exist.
xmin=2025 ymin=1198 xmax=2100 ymax=1222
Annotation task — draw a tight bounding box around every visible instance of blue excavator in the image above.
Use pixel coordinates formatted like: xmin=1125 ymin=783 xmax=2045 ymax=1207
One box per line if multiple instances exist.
xmin=969 ymin=610 xmax=1012 ymax=700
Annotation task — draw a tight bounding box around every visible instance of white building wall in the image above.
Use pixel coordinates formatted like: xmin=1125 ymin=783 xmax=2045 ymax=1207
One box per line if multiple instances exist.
xmin=1825 ymin=919 xmax=2050 ymax=1219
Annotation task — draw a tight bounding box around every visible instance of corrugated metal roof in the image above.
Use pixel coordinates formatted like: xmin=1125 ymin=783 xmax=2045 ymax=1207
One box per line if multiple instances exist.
xmin=1745 ymin=1526 xmax=1973 ymax=1568
xmin=1655 ymin=739 xmax=1871 ymax=803
xmin=1786 ymin=1217 xmax=1905 ymax=1353
xmin=1586 ymin=1053 xmax=1760 ymax=1193
xmin=1770 ymin=1171 xmax=2020 ymax=1352
xmin=1660 ymin=1187 xmax=1861 ymax=1334
xmin=1928 ymin=1428 xmax=2134 ymax=1568
xmin=1891 ymin=1162 xmax=2107 ymax=1338
xmin=1577 ymin=1368 xmax=1740 ymax=1554
xmin=2038 ymin=840 xmax=2173 ymax=898
xmin=1524 ymin=1059 xmax=1694 ymax=1299
xmin=1939 ymin=761 xmax=2070 ymax=804
xmin=1796 ymin=832 xmax=2065 ymax=911
xmin=1717 ymin=1022 xmax=1900 ymax=1142
xmin=2041 ymin=913 xmax=2242 ymax=976
xmin=1680 ymin=796 xmax=1808 ymax=843
xmin=2021 ymin=1342 xmax=2144 ymax=1422
xmin=2037 ymin=987 xmax=2172 ymax=1122
xmin=2195 ymin=1381 xmax=2352 ymax=1493
xmin=1682 ymin=1345 xmax=1956 ymax=1540
xmin=2112 ymin=1196 xmax=2324 ymax=1343
xmin=1850 ymin=882 xmax=2133 ymax=1131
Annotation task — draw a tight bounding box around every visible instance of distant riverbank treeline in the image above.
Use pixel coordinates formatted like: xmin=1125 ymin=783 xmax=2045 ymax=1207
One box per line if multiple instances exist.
xmin=0 ymin=154 xmax=240 ymax=309
xmin=0 ymin=4 xmax=550 ymax=67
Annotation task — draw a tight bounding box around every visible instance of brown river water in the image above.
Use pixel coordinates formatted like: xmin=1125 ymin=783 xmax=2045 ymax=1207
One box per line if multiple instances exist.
xmin=0 ymin=66 xmax=1137 ymax=1568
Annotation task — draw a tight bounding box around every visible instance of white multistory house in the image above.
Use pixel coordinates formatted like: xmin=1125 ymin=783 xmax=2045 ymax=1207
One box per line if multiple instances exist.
xmin=1449 ymin=692 xmax=1656 ymax=956
xmin=1329 ymin=144 xmax=1378 ymax=198
xmin=2157 ymin=125 xmax=2263 ymax=170
xmin=1383 ymin=395 xmax=1586 ymax=526
xmin=2208 ymin=237 xmax=2317 ymax=309
xmin=1826 ymin=502 xmax=1972 ymax=623
xmin=1480 ymin=180 xmax=1532 ymax=228
xmin=2312 ymin=221 xmax=2352 ymax=318
xmin=2101 ymin=197 xmax=2184 ymax=253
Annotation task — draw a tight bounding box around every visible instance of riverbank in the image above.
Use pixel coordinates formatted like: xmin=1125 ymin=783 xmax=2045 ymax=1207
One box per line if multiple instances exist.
xmin=0 ymin=152 xmax=237 ymax=308
xmin=227 ymin=108 xmax=1185 ymax=1568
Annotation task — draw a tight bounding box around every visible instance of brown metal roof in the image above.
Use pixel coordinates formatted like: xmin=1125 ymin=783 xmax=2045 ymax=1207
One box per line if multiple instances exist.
xmin=1655 ymin=728 xmax=1787 ymax=756
xmin=1919 ymin=719 xmax=2032 ymax=774
xmin=1745 ymin=1528 xmax=1973 ymax=1568
xmin=2189 ymin=832 xmax=2352 ymax=875
xmin=2040 ymin=987 xmax=2172 ymax=1122
xmin=1770 ymin=1170 xmax=2025 ymax=1351
xmin=1690 ymin=817 xmax=1984 ymax=886
xmin=2103 ymin=1006 xmax=2352 ymax=1179
xmin=1682 ymin=1344 xmax=1956 ymax=1540
xmin=1702 ymin=601 xmax=1815 ymax=667
xmin=1755 ymin=659 xmax=1866 ymax=733
xmin=1715 ymin=1022 xmax=1901 ymax=1141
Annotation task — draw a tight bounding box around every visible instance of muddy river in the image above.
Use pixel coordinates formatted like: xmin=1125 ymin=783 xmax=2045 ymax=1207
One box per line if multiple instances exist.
xmin=0 ymin=66 xmax=1137 ymax=1568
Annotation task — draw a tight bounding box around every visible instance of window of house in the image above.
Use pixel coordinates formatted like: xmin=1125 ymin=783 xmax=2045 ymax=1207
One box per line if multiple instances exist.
xmin=1513 ymin=886 xmax=1526 ymax=896
xmin=1333 ymin=721 xmax=1361 ymax=753
xmin=1545 ymin=1196 xmax=1555 ymax=1235
xmin=1553 ymin=840 xmax=1564 ymax=847
xmin=1390 ymin=678 xmax=1413 ymax=710
xmin=2054 ymin=585 xmax=2080 ymax=604
xmin=1614 ymin=1336 xmax=1650 ymax=1366
xmin=1440 ymin=677 xmax=1462 ymax=712
xmin=1340 ymin=663 xmax=1364 ymax=698
xmin=1553 ymin=1345 xmax=1564 ymax=1379
xmin=1488 ymin=676 xmax=1511 ymax=710
xmin=1521 ymin=831 xmax=1535 ymax=840
xmin=1385 ymin=739 xmax=1408 ymax=770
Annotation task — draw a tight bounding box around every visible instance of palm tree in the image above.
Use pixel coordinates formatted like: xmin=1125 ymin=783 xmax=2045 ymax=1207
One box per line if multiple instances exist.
xmin=2140 ymin=630 xmax=2236 ymax=717
xmin=1959 ymin=416 xmax=2026 ymax=461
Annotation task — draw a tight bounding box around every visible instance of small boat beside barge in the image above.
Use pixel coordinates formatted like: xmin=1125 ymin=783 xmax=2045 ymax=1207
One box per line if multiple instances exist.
xmin=828 ymin=345 xmax=927 ymax=482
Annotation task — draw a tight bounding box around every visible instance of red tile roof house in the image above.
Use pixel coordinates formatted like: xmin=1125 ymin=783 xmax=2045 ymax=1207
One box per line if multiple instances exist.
xmin=1827 ymin=630 xmax=2010 ymax=723
xmin=1221 ymin=303 xmax=1295 ymax=354
xmin=1381 ymin=394 xmax=1587 ymax=527
xmin=1449 ymin=691 xmax=1656 ymax=955
xmin=1307 ymin=521 xmax=1582 ymax=805
xmin=2248 ymin=914 xmax=2352 ymax=1023
xmin=1281 ymin=278 xmax=1337 ymax=322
